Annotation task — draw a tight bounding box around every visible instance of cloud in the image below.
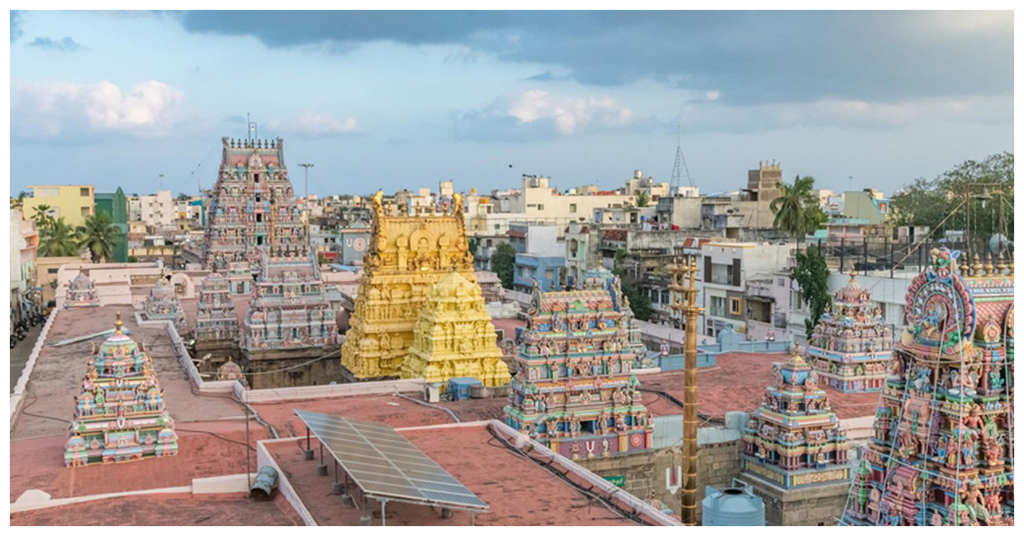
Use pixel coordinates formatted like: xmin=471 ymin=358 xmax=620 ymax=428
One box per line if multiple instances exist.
xmin=11 ymin=11 xmax=23 ymax=42
xmin=11 ymin=80 xmax=184 ymax=139
xmin=172 ymin=11 xmax=1013 ymax=105
xmin=454 ymin=90 xmax=635 ymax=141
xmin=27 ymin=36 xmax=88 ymax=52
xmin=265 ymin=112 xmax=360 ymax=138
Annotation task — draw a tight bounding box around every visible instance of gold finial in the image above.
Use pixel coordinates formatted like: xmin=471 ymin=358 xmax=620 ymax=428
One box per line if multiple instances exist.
xmin=996 ymin=249 xmax=1007 ymax=275
xmin=972 ymin=253 xmax=984 ymax=277
xmin=114 ymin=312 xmax=123 ymax=334
xmin=984 ymin=252 xmax=995 ymax=277
xmin=849 ymin=269 xmax=857 ymax=283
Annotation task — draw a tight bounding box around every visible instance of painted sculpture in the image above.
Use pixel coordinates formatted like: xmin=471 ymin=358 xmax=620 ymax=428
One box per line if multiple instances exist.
xmin=807 ymin=270 xmax=894 ymax=392
xmin=204 ymin=137 xmax=306 ymax=271
xmin=401 ymin=271 xmax=511 ymax=388
xmin=216 ymin=357 xmax=248 ymax=387
xmin=240 ymin=252 xmax=338 ymax=352
xmin=740 ymin=344 xmax=852 ymax=489
xmin=195 ymin=272 xmax=239 ymax=342
xmin=140 ymin=272 xmax=186 ymax=330
xmin=504 ymin=268 xmax=654 ymax=459
xmin=64 ymin=272 xmax=100 ymax=308
xmin=843 ymin=248 xmax=1014 ymax=526
xmin=341 ymin=190 xmax=479 ymax=378
xmin=65 ymin=313 xmax=178 ymax=466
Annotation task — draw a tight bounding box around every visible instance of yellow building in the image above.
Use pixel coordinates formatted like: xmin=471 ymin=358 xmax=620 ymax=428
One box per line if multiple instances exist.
xmin=25 ymin=185 xmax=95 ymax=227
xmin=402 ymin=271 xmax=511 ymax=388
xmin=341 ymin=190 xmax=480 ymax=378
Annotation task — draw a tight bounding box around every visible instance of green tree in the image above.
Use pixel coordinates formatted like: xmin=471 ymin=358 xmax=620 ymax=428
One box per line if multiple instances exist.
xmin=31 ymin=204 xmax=55 ymax=231
xmin=468 ymin=237 xmax=479 ymax=257
xmin=491 ymin=243 xmax=516 ymax=290
xmin=611 ymin=248 xmax=653 ymax=321
xmin=633 ymin=189 xmax=651 ymax=208
xmin=77 ymin=211 xmax=123 ymax=263
xmin=891 ymin=152 xmax=1013 ymax=241
xmin=792 ymin=244 xmax=831 ymax=334
xmin=38 ymin=217 xmax=81 ymax=257
xmin=770 ymin=175 xmax=824 ymax=241
xmin=10 ymin=191 xmax=28 ymax=208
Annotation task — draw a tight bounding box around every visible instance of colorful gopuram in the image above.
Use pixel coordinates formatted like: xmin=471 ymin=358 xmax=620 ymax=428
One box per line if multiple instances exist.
xmin=204 ymin=137 xmax=305 ymax=271
xmin=194 ymin=272 xmax=239 ymax=343
xmin=843 ymin=248 xmax=1014 ymax=526
xmin=401 ymin=271 xmax=511 ymax=388
xmin=807 ymin=271 xmax=895 ymax=392
xmin=740 ymin=344 xmax=852 ymax=489
xmin=504 ymin=268 xmax=654 ymax=459
xmin=65 ymin=313 xmax=178 ymax=466
xmin=140 ymin=273 xmax=186 ymax=330
xmin=341 ymin=190 xmax=478 ymax=379
xmin=240 ymin=252 xmax=338 ymax=353
xmin=64 ymin=272 xmax=100 ymax=308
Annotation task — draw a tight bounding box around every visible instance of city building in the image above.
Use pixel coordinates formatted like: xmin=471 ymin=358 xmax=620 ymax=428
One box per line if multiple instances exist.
xmin=509 ymin=222 xmax=565 ymax=293
xmin=138 ymin=190 xmax=175 ymax=229
xmin=699 ymin=241 xmax=796 ymax=339
xmin=10 ymin=206 xmax=39 ymax=321
xmin=840 ymin=189 xmax=890 ymax=225
xmin=94 ymin=187 xmax=130 ymax=263
xmin=24 ymin=184 xmax=95 ymax=227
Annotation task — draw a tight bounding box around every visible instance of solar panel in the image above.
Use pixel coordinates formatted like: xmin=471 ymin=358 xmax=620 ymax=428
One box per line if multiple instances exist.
xmin=294 ymin=409 xmax=489 ymax=511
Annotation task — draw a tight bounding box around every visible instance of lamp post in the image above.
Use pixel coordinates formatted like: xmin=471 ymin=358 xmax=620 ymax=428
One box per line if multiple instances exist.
xmin=670 ymin=254 xmax=703 ymax=525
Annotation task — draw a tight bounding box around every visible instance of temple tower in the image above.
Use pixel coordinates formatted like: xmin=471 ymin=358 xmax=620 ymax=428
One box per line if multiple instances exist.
xmin=195 ymin=272 xmax=238 ymax=343
xmin=843 ymin=248 xmax=1014 ymax=526
xmin=204 ymin=137 xmax=305 ymax=271
xmin=401 ymin=271 xmax=511 ymax=388
xmin=140 ymin=272 xmax=186 ymax=330
xmin=504 ymin=268 xmax=654 ymax=459
xmin=807 ymin=271 xmax=895 ymax=392
xmin=65 ymin=313 xmax=178 ymax=466
xmin=341 ymin=190 xmax=477 ymax=379
xmin=64 ymin=272 xmax=101 ymax=308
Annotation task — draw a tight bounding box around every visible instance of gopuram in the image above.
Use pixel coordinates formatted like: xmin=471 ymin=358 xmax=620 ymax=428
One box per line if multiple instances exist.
xmin=401 ymin=271 xmax=511 ymax=388
xmin=503 ymin=268 xmax=654 ymax=459
xmin=140 ymin=272 xmax=186 ymax=330
xmin=203 ymin=137 xmax=305 ymax=273
xmin=341 ymin=190 xmax=478 ymax=379
xmin=807 ymin=271 xmax=894 ymax=392
xmin=843 ymin=248 xmax=1014 ymax=526
xmin=65 ymin=313 xmax=178 ymax=466
xmin=194 ymin=272 xmax=240 ymax=369
xmin=239 ymin=252 xmax=339 ymax=388
xmin=64 ymin=272 xmax=100 ymax=308
xmin=739 ymin=344 xmax=852 ymax=525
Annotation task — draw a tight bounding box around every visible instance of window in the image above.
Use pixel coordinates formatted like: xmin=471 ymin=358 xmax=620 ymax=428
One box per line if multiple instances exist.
xmin=545 ymin=269 xmax=554 ymax=280
xmin=254 ymin=173 xmax=260 ymax=183
xmin=48 ymin=268 xmax=59 ymax=274
xmin=729 ymin=297 xmax=742 ymax=315
xmin=537 ymin=204 xmax=545 ymax=211
xmin=570 ymin=203 xmax=577 ymax=213
xmin=256 ymin=213 xmax=262 ymax=223
xmin=81 ymin=207 xmax=90 ymax=217
xmin=80 ymin=187 xmax=90 ymax=197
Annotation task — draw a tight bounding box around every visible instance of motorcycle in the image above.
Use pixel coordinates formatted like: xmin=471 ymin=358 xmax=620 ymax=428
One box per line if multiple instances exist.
xmin=10 ymin=335 xmax=16 ymax=349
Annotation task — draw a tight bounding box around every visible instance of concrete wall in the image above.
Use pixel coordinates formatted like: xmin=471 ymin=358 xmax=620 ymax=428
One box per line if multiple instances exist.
xmin=745 ymin=477 xmax=850 ymax=526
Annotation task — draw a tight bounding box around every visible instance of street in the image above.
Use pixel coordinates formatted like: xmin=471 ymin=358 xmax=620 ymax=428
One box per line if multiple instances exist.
xmin=10 ymin=323 xmax=42 ymax=393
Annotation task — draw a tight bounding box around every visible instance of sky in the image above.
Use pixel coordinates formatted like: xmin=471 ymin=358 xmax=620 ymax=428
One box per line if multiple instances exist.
xmin=9 ymin=10 xmax=1014 ymax=198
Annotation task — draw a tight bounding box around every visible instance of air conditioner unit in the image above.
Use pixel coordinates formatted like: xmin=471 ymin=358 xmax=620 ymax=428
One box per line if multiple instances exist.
xmin=425 ymin=384 xmax=441 ymax=403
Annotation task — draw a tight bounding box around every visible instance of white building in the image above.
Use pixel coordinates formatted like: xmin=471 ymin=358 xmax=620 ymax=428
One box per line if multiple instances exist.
xmin=697 ymin=241 xmax=795 ymax=339
xmin=138 ymin=190 xmax=175 ymax=228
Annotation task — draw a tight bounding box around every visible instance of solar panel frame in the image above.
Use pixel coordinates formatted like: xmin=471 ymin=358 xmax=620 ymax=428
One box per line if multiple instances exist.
xmin=294 ymin=409 xmax=489 ymax=512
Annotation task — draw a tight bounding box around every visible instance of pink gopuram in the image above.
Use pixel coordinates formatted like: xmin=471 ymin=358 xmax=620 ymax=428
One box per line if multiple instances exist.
xmin=807 ymin=271 xmax=895 ymax=392
xmin=64 ymin=272 xmax=100 ymax=308
xmin=843 ymin=248 xmax=1013 ymax=526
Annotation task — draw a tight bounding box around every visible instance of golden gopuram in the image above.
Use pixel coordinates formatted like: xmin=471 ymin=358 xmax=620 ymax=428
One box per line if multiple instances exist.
xmin=342 ymin=190 xmax=498 ymax=380
xmin=401 ymin=271 xmax=511 ymax=387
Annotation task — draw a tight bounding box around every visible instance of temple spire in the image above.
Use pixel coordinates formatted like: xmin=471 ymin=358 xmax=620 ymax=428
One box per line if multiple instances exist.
xmin=114 ymin=311 xmax=123 ymax=334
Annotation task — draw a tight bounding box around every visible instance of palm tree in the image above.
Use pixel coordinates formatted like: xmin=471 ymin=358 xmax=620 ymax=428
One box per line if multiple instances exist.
xmin=770 ymin=175 xmax=824 ymax=241
xmin=78 ymin=211 xmax=123 ymax=263
xmin=633 ymin=189 xmax=651 ymax=208
xmin=38 ymin=217 xmax=82 ymax=257
xmin=10 ymin=191 xmax=28 ymax=208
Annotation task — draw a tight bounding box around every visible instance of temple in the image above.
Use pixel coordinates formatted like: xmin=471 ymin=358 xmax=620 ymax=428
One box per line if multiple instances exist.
xmin=64 ymin=272 xmax=100 ymax=308
xmin=341 ymin=190 xmax=478 ymax=379
xmin=807 ymin=271 xmax=894 ymax=392
xmin=739 ymin=345 xmax=851 ymax=489
xmin=194 ymin=272 xmax=241 ymax=370
xmin=401 ymin=271 xmax=511 ymax=388
xmin=140 ymin=273 xmax=186 ymax=330
xmin=65 ymin=313 xmax=178 ymax=466
xmin=843 ymin=249 xmax=1014 ymax=526
xmin=504 ymin=268 xmax=654 ymax=459
xmin=204 ymin=137 xmax=305 ymax=271
xmin=239 ymin=252 xmax=339 ymax=387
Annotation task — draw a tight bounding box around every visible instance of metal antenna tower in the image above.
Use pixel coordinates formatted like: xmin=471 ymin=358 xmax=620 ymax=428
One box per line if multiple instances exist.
xmin=670 ymin=124 xmax=694 ymax=195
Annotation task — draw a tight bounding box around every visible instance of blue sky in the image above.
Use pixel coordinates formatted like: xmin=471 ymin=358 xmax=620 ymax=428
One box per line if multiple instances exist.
xmin=10 ymin=10 xmax=1014 ymax=197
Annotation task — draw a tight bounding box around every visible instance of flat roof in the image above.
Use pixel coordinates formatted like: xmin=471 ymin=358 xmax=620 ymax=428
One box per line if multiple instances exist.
xmin=11 ymin=493 xmax=301 ymax=526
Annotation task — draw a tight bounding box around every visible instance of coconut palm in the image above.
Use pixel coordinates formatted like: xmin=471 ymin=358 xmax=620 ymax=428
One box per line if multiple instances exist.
xmin=77 ymin=211 xmax=123 ymax=263
xmin=31 ymin=204 xmax=55 ymax=230
xmin=770 ymin=175 xmax=824 ymax=242
xmin=633 ymin=189 xmax=651 ymax=208
xmin=38 ymin=217 xmax=82 ymax=257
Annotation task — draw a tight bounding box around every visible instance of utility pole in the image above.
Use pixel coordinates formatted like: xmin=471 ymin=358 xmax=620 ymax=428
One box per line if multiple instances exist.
xmin=299 ymin=163 xmax=314 ymax=199
xmin=158 ymin=174 xmax=164 ymax=191
xmin=670 ymin=255 xmax=703 ymax=526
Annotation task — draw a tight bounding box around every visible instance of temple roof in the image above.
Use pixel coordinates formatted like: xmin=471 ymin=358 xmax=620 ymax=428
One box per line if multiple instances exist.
xmin=833 ymin=270 xmax=871 ymax=305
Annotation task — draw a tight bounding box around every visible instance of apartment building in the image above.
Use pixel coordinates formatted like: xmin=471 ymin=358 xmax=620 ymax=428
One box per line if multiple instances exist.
xmin=24 ymin=184 xmax=95 ymax=227
xmin=698 ymin=241 xmax=795 ymax=339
